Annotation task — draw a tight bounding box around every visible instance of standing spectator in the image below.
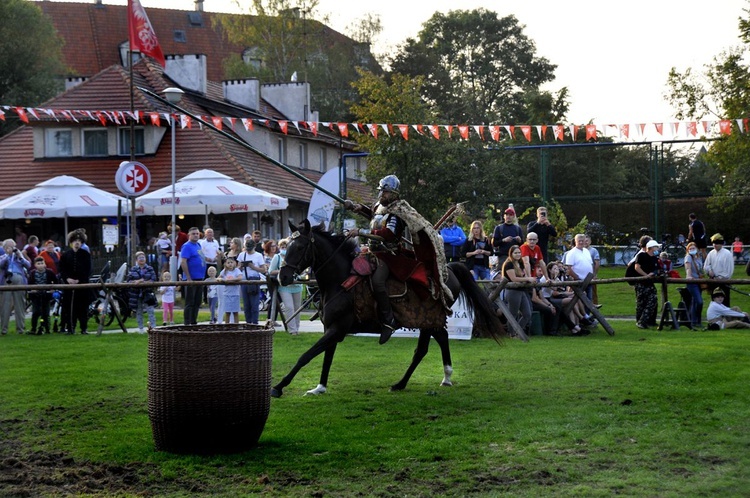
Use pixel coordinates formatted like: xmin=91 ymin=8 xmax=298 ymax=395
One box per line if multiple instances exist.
xmin=225 ymin=237 xmax=243 ymax=260
xmin=218 ymin=257 xmax=242 ymax=324
xmin=0 ymin=239 xmax=31 ymax=335
xmin=440 ymin=216 xmax=466 ymax=263
xmin=158 ymin=271 xmax=175 ymax=326
xmin=200 ymin=228 xmax=223 ymax=278
xmin=263 ymin=239 xmax=279 ymax=323
xmin=59 ymin=231 xmax=92 ymax=335
xmin=169 ymin=224 xmax=188 ymax=253
xmin=200 ymin=228 xmax=223 ymax=304
xmin=205 ymin=266 xmax=219 ymax=324
xmin=687 ymin=213 xmax=707 ymax=259
xmin=633 ymin=240 xmax=660 ymax=330
xmin=39 ymin=240 xmax=61 ymax=276
xmin=252 ymin=230 xmax=263 ymax=253
xmin=236 ymin=239 xmax=266 ymax=324
xmin=584 ymin=235 xmax=601 ymax=306
xmin=28 ymin=257 xmax=58 ymax=334
xmin=732 ymin=236 xmax=744 ymax=263
xmin=22 ymin=235 xmax=40 ymax=262
xmin=683 ymin=241 xmax=704 ymax=329
xmin=520 ymin=232 xmax=548 ymax=280
xmin=492 ymin=207 xmax=523 ymax=258
xmin=179 ymin=227 xmax=206 ymax=325
xmin=496 ymin=245 xmax=534 ymax=334
xmin=704 ymin=233 xmax=734 ymax=307
xmin=269 ymin=238 xmax=303 ymax=335
xmin=462 ymin=220 xmax=492 ymax=281
xmin=127 ymin=251 xmax=158 ymax=333
xmin=155 ymin=232 xmax=172 ymax=274
xmin=706 ymin=288 xmax=750 ymax=329
xmin=563 ymin=234 xmax=594 ymax=299
xmin=527 ymin=206 xmax=557 ymax=263
xmin=14 ymin=226 xmax=27 ymax=249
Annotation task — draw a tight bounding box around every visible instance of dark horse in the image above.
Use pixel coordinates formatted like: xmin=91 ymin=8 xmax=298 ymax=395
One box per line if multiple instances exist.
xmin=272 ymin=219 xmax=506 ymax=397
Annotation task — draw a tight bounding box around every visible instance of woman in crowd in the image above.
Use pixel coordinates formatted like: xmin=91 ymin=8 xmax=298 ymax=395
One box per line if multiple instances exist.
xmin=262 ymin=239 xmax=279 ymax=322
xmin=496 ymin=245 xmax=534 ymax=334
xmin=225 ymin=237 xmax=243 ymax=260
xmin=463 ymin=220 xmax=492 ymax=282
xmin=683 ymin=241 xmax=704 ymax=329
xmin=633 ymin=240 xmax=660 ymax=329
xmin=59 ymin=230 xmax=92 ymax=335
xmin=269 ymin=238 xmax=303 ymax=335
xmin=127 ymin=251 xmax=158 ymax=333
xmin=1 ymin=238 xmax=31 ymax=335
xmin=545 ymin=261 xmax=587 ymax=335
xmin=39 ymin=239 xmax=61 ymax=276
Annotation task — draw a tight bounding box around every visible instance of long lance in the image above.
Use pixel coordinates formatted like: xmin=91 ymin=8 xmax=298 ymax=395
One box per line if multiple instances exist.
xmin=138 ymin=87 xmax=346 ymax=205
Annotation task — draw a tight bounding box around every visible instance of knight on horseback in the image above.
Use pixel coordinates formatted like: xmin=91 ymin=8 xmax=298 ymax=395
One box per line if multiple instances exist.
xmin=345 ymin=174 xmax=453 ymax=345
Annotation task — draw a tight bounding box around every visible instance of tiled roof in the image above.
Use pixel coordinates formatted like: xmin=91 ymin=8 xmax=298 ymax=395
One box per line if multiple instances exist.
xmin=0 ymin=61 xmax=375 ymax=206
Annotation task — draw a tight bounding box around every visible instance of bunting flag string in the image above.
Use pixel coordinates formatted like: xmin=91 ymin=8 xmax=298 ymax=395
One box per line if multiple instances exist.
xmin=0 ymin=104 xmax=745 ymax=143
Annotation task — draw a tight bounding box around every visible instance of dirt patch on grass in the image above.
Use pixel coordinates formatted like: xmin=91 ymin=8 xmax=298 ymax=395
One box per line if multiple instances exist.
xmin=0 ymin=418 xmax=203 ymax=497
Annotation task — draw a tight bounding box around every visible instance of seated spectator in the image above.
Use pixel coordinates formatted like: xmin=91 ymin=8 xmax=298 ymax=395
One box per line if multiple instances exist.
xmin=707 ymin=288 xmax=750 ymax=329
xmin=732 ymin=236 xmax=744 ymax=263
xmin=657 ymin=252 xmax=680 ymax=278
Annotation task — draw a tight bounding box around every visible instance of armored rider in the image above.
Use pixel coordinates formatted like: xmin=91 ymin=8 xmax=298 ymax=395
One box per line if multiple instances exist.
xmin=345 ymin=175 xmax=452 ymax=345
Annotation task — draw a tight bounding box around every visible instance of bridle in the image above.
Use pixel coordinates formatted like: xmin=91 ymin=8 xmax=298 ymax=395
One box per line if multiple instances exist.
xmin=282 ymin=228 xmax=353 ymax=278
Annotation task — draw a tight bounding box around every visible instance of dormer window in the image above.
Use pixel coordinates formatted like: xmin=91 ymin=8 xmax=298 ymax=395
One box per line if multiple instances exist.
xmin=174 ymin=30 xmax=187 ymax=43
xmin=45 ymin=129 xmax=72 ymax=157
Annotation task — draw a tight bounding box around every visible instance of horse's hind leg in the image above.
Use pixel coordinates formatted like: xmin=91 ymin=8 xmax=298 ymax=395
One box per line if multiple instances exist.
xmin=432 ymin=328 xmax=454 ymax=386
xmin=390 ymin=329 xmax=432 ymax=391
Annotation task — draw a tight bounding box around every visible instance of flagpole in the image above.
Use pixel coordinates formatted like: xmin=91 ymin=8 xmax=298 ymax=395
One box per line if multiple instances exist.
xmin=128 ymin=0 xmax=136 ymax=264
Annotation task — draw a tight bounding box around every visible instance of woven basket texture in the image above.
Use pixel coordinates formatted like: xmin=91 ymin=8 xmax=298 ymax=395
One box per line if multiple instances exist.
xmin=148 ymin=324 xmax=274 ymax=454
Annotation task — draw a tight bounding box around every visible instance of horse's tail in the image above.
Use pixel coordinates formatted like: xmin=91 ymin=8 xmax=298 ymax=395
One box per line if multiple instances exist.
xmin=448 ymin=262 xmax=506 ymax=343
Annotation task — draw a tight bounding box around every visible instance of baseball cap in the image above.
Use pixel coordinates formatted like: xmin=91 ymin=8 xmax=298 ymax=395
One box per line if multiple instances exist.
xmin=504 ymin=208 xmax=516 ymax=216
xmin=646 ymin=240 xmax=660 ymax=249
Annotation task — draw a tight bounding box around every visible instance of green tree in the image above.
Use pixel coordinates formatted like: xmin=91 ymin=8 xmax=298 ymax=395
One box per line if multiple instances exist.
xmin=216 ymin=0 xmax=380 ymax=121
xmin=390 ymin=9 xmax=561 ymax=124
xmin=0 ymin=0 xmax=67 ymax=136
xmin=666 ymin=10 xmax=750 ymax=214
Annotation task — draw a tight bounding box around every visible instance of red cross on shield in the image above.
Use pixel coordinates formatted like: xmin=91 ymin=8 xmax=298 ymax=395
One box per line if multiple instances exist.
xmin=116 ymin=161 xmax=151 ymax=197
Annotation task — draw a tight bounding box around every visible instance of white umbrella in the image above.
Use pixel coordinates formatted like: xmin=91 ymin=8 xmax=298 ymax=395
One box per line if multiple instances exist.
xmin=135 ymin=169 xmax=288 ymax=216
xmin=0 ymin=175 xmax=128 ymax=235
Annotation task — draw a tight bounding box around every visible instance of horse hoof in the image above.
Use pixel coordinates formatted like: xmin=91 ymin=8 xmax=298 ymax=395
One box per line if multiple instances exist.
xmin=390 ymin=384 xmax=406 ymax=392
xmin=304 ymin=384 xmax=327 ymax=396
xmin=441 ymin=381 xmax=453 ymax=387
xmin=270 ymin=387 xmax=282 ymax=398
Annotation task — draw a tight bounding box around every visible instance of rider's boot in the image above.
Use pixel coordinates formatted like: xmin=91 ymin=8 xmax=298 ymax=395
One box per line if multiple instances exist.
xmin=374 ymin=292 xmax=398 ymax=344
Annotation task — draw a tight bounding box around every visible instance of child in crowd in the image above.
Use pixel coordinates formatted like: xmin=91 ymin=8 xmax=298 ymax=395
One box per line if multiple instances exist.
xmin=28 ymin=257 xmax=59 ymax=335
xmin=158 ymin=271 xmax=175 ymax=326
xmin=707 ymin=287 xmax=750 ymax=329
xmin=732 ymin=236 xmax=744 ymax=263
xmin=218 ymin=257 xmax=241 ymax=324
xmin=205 ymin=266 xmax=219 ymax=324
xmin=156 ymin=231 xmax=172 ymax=274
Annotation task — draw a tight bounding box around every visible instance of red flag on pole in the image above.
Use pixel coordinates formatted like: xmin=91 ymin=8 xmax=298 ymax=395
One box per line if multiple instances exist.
xmin=128 ymin=0 xmax=166 ymax=68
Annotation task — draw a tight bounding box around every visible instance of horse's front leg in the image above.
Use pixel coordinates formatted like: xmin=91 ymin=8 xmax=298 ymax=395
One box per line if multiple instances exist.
xmin=304 ymin=342 xmax=338 ymax=395
xmin=271 ymin=328 xmax=341 ymax=398
xmin=390 ymin=329 xmax=432 ymax=391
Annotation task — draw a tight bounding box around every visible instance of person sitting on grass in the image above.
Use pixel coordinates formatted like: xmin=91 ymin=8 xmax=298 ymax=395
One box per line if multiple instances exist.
xmin=706 ymin=287 xmax=750 ymax=330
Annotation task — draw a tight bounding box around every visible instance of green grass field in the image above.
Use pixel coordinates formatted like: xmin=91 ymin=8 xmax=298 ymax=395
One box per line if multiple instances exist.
xmin=1 ymin=266 xmax=749 ymax=496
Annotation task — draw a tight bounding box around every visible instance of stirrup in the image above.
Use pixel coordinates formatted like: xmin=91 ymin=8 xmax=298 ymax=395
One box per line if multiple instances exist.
xmin=379 ymin=318 xmax=398 ymax=345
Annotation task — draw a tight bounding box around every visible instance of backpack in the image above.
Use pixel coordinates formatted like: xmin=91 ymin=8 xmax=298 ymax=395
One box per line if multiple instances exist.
xmin=625 ymin=261 xmax=639 ymax=286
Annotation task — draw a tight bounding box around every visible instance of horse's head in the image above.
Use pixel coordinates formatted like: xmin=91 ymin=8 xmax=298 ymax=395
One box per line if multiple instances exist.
xmin=279 ymin=219 xmax=314 ymax=286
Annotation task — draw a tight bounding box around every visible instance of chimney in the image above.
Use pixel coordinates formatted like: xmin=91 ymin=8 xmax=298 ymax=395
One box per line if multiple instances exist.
xmin=65 ymin=76 xmax=87 ymax=90
xmin=195 ymin=0 xmax=203 ymax=11
xmin=223 ymin=79 xmax=260 ymax=111
xmin=164 ymin=54 xmax=207 ymax=95
xmin=260 ymin=82 xmax=314 ymax=122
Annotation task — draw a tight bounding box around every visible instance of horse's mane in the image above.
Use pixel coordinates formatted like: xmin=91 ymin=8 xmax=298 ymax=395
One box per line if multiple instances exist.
xmin=311 ymin=224 xmax=359 ymax=262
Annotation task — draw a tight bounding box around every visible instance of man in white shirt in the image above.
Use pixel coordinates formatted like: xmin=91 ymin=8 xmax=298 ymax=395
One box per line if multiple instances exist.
xmin=199 ymin=228 xmax=223 ymax=303
xmin=704 ymin=233 xmax=734 ymax=306
xmin=563 ymin=234 xmax=596 ymax=325
xmin=236 ymin=240 xmax=267 ymax=324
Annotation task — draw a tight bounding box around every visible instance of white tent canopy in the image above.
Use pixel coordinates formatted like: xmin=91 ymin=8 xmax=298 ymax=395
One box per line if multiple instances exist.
xmin=135 ymin=169 xmax=288 ymax=216
xmin=0 ymin=175 xmax=128 ymax=235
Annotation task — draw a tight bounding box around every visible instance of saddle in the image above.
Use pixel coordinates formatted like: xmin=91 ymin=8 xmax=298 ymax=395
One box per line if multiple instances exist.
xmin=342 ymin=253 xmax=429 ymax=298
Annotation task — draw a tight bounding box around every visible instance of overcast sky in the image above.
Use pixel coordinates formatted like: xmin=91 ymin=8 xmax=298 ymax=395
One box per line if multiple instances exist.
xmin=70 ymin=1 xmax=750 ymax=125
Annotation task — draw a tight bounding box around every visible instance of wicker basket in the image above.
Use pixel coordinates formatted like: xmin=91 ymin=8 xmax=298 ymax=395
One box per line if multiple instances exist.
xmin=148 ymin=323 xmax=274 ymax=454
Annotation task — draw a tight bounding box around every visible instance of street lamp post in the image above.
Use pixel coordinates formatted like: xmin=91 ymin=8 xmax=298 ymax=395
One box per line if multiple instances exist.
xmin=162 ymin=87 xmax=184 ymax=282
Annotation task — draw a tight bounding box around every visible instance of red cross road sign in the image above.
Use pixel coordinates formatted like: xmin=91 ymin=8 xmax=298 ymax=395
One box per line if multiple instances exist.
xmin=115 ymin=161 xmax=151 ymax=197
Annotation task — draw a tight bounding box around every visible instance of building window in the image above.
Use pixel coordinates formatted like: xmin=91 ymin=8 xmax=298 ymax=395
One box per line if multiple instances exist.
xmin=299 ymin=143 xmax=307 ymax=169
xmin=45 ymin=129 xmax=72 ymax=157
xmin=277 ymin=138 xmax=286 ymax=163
xmin=318 ymin=147 xmax=326 ymax=173
xmin=118 ymin=127 xmax=145 ymax=155
xmin=82 ymin=129 xmax=108 ymax=156
xmin=174 ymin=30 xmax=187 ymax=43
xmin=242 ymin=48 xmax=262 ymax=70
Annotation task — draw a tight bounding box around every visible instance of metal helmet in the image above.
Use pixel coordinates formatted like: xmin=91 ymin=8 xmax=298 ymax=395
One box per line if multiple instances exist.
xmin=377 ymin=175 xmax=400 ymax=195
